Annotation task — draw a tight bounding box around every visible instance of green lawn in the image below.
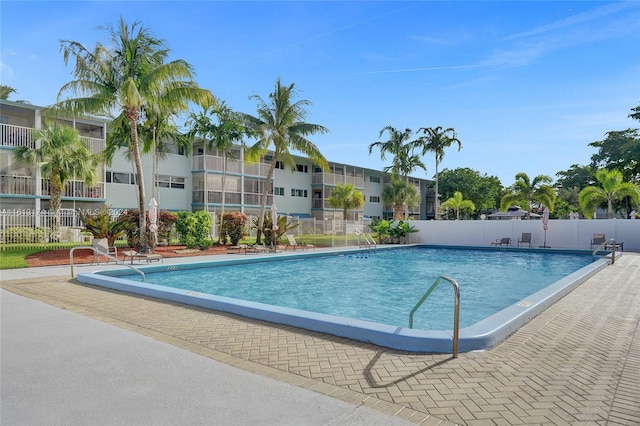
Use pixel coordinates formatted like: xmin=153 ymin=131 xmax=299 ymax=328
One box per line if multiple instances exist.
xmin=0 ymin=248 xmax=50 ymax=269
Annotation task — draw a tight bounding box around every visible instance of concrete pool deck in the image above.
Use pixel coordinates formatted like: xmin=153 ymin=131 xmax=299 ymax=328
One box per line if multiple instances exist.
xmin=1 ymin=249 xmax=639 ymax=425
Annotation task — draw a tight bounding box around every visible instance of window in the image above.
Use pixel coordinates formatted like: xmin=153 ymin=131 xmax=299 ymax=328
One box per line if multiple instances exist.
xmin=369 ymin=176 xmax=381 ymax=183
xmin=157 ymin=175 xmax=186 ymax=189
xmin=369 ymin=195 xmax=380 ymax=203
xmin=106 ymin=171 xmax=136 ymax=185
xmin=291 ymin=188 xmax=308 ymax=197
xmin=296 ymin=164 xmax=308 ymax=173
xmin=275 ymin=160 xmax=284 ymax=170
xmin=274 ymin=187 xmax=285 ymax=196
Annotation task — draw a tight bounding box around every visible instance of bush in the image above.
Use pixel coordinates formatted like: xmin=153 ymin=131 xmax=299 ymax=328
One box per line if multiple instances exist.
xmin=175 ymin=210 xmax=212 ymax=249
xmin=3 ymin=227 xmax=46 ymax=244
xmin=220 ymin=212 xmax=248 ymax=246
xmin=121 ymin=209 xmax=177 ymax=249
xmin=78 ymin=206 xmax=132 ymax=247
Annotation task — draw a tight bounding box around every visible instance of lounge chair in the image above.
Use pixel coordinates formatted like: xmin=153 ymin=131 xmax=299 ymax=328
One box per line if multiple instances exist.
xmin=517 ymin=233 xmax=532 ymax=248
xmin=491 ymin=237 xmax=511 ymax=247
xmin=122 ymin=249 xmax=163 ymax=264
xmin=590 ymin=233 xmax=606 ymax=250
xmin=91 ymin=238 xmax=118 ymax=265
xmin=285 ymin=234 xmax=314 ymax=251
xmin=236 ymin=244 xmax=272 ymax=254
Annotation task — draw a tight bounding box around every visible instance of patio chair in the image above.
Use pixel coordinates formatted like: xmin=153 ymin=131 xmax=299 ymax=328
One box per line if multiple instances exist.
xmin=121 ymin=249 xmax=163 ymax=264
xmin=590 ymin=233 xmax=606 ymax=250
xmin=91 ymin=238 xmax=118 ymax=265
xmin=491 ymin=237 xmax=511 ymax=247
xmin=517 ymin=233 xmax=532 ymax=248
xmin=285 ymin=234 xmax=314 ymax=251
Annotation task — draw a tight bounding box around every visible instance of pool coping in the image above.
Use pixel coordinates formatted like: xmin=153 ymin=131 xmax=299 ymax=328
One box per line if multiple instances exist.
xmin=76 ymin=245 xmax=611 ymax=353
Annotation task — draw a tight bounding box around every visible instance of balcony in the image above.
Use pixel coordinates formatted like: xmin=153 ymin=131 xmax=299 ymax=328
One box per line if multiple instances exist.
xmin=41 ymin=180 xmax=105 ymax=199
xmin=1 ymin=124 xmax=34 ymax=149
xmin=1 ymin=124 xmax=105 ymax=153
xmin=0 ymin=175 xmax=34 ymax=195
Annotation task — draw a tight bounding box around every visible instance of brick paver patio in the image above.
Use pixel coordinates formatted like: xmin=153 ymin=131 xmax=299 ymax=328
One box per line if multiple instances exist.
xmin=2 ymin=253 xmax=639 ymax=425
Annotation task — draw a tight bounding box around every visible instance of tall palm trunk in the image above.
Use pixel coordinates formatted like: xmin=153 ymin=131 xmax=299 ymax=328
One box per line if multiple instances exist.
xmin=127 ymin=111 xmax=148 ymax=251
xmin=219 ymin=154 xmax=227 ymax=243
xmin=50 ymin=178 xmax=63 ymax=242
xmin=256 ymin=155 xmax=277 ymax=244
xmin=434 ymin=161 xmax=440 ymax=220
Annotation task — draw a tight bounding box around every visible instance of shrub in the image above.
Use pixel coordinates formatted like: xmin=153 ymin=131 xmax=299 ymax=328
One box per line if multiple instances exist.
xmin=175 ymin=210 xmax=212 ymax=249
xmin=220 ymin=212 xmax=248 ymax=245
xmin=3 ymin=227 xmax=46 ymax=244
xmin=78 ymin=206 xmax=133 ymax=247
xmin=253 ymin=214 xmax=299 ymax=246
xmin=121 ymin=209 xmax=177 ymax=249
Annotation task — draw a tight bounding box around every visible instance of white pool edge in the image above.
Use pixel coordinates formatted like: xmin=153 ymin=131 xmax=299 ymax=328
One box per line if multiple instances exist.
xmin=77 ymin=248 xmax=611 ymax=353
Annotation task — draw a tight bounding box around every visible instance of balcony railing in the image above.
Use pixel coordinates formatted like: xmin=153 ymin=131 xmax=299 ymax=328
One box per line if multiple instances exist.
xmin=1 ymin=124 xmax=104 ymax=151
xmin=311 ymin=173 xmax=364 ymax=188
xmin=0 ymin=175 xmax=34 ymax=195
xmin=41 ymin=180 xmax=105 ymax=199
xmin=1 ymin=124 xmax=34 ymax=149
xmin=192 ymin=191 xmax=271 ymax=207
xmin=80 ymin=136 xmax=106 ymax=154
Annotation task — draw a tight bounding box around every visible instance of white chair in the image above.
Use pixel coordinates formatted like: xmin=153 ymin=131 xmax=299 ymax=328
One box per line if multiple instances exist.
xmin=91 ymin=238 xmax=117 ymax=265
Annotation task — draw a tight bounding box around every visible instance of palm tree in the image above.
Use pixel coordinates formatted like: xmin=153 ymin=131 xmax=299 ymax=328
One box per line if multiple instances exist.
xmin=327 ymin=183 xmax=365 ymax=220
xmin=440 ymin=191 xmax=475 ymax=220
xmin=579 ymin=169 xmax=640 ymax=219
xmin=382 ymin=178 xmax=420 ymax=220
xmin=13 ymin=123 xmax=99 ymax=241
xmin=369 ymin=126 xmax=426 ymax=218
xmin=243 ymin=77 xmax=329 ymax=244
xmin=414 ymin=126 xmax=462 ymax=219
xmin=0 ymin=85 xmax=17 ymax=100
xmin=500 ymin=172 xmax=556 ymax=219
xmin=56 ymin=17 xmax=212 ymax=251
xmin=188 ymin=103 xmax=248 ymax=242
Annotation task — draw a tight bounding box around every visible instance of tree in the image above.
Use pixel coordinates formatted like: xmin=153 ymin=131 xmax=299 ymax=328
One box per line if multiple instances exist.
xmin=578 ymin=169 xmax=640 ymax=219
xmin=382 ymin=178 xmax=420 ymax=220
xmin=0 ymin=85 xmax=17 ymax=100
xmin=188 ymin=103 xmax=248 ymax=242
xmin=500 ymin=172 xmax=556 ymax=219
xmin=13 ymin=123 xmax=99 ymax=240
xmin=369 ymin=126 xmax=425 ymax=218
xmin=243 ymin=77 xmax=329 ymax=244
xmin=56 ymin=17 xmax=212 ymax=251
xmin=414 ymin=126 xmax=462 ymax=219
xmin=629 ymin=103 xmax=640 ymax=121
xmin=589 ymin=129 xmax=640 ymax=182
xmin=438 ymin=167 xmax=503 ymax=217
xmin=327 ymin=183 xmax=364 ymax=220
xmin=440 ymin=191 xmax=475 ymax=220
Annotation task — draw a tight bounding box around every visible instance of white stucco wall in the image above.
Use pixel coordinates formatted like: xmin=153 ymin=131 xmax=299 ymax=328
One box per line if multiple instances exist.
xmin=410 ymin=219 xmax=640 ymax=252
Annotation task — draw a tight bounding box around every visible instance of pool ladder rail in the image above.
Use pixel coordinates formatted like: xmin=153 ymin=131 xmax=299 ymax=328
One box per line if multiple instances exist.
xmin=69 ymin=246 xmax=146 ymax=281
xmin=356 ymin=229 xmax=377 ymax=253
xmin=592 ymin=238 xmax=619 ymax=264
xmin=409 ymin=275 xmax=460 ymax=358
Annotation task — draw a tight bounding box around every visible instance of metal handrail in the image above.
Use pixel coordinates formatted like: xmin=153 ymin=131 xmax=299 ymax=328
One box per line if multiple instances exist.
xmin=409 ymin=275 xmax=460 ymax=357
xmin=359 ymin=232 xmax=377 ymax=252
xmin=592 ymin=238 xmax=617 ymax=264
xmin=70 ymin=246 xmax=145 ymax=281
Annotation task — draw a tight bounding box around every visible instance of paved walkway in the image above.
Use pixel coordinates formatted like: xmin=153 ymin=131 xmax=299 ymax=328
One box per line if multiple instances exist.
xmin=2 ymin=252 xmax=639 ymax=425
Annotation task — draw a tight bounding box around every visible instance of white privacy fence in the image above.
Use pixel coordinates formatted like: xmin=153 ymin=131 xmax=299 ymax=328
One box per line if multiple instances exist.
xmin=411 ymin=219 xmax=640 ymax=252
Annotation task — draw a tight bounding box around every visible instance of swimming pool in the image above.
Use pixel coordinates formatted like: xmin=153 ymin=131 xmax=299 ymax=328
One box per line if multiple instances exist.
xmin=77 ymin=246 xmax=609 ymax=353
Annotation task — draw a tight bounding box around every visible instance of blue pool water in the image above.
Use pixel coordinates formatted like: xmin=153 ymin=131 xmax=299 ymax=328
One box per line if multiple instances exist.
xmin=120 ymin=247 xmax=596 ymax=330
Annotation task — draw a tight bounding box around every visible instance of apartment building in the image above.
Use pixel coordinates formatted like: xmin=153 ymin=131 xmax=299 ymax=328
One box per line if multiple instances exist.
xmin=1 ymin=100 xmax=435 ymax=221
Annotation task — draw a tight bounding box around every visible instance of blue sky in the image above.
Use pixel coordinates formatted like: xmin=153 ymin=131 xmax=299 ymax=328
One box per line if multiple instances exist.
xmin=2 ymin=1 xmax=639 ymax=186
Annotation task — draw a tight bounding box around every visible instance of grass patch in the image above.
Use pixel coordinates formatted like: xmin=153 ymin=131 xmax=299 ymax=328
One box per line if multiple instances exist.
xmin=0 ymin=248 xmax=50 ymax=269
